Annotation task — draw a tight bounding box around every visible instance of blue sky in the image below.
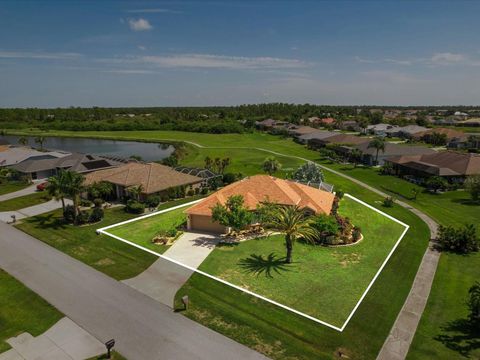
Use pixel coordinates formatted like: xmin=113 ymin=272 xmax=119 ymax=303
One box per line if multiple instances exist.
xmin=1 ymin=0 xmax=479 ymax=107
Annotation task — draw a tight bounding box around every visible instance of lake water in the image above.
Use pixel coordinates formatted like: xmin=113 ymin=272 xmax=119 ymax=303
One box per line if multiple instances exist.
xmin=1 ymin=135 xmax=175 ymax=162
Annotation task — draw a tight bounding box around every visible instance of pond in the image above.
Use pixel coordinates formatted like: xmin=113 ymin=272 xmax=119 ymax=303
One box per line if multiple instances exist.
xmin=1 ymin=135 xmax=175 ymax=162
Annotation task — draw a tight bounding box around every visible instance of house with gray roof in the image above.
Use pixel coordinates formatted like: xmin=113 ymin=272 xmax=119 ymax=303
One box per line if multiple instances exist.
xmin=366 ymin=123 xmax=399 ymax=136
xmin=0 ymin=146 xmax=69 ymax=168
xmin=352 ymin=142 xmax=436 ymax=166
xmin=386 ymin=125 xmax=428 ymax=138
xmin=296 ymin=131 xmax=338 ymax=144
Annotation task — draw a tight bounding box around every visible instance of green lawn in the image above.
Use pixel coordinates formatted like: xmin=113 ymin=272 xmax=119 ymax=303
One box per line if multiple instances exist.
xmin=15 ymin=207 xmax=157 ymax=280
xmin=109 ymin=207 xmax=187 ymax=254
xmin=17 ymin=129 xmax=480 ymax=359
xmin=87 ymin=351 xmax=127 ymax=360
xmin=0 ymin=191 xmax=51 ymax=211
xmin=198 ymin=197 xmax=405 ymax=328
xmin=0 ymin=182 xmax=30 ymax=196
xmin=0 ymin=269 xmax=63 ymax=353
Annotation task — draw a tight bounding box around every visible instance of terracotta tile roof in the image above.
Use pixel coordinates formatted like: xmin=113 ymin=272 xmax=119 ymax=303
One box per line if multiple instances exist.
xmin=386 ymin=151 xmax=480 ymax=176
xmin=185 ymin=175 xmax=335 ymax=216
xmin=84 ymin=162 xmax=202 ymax=194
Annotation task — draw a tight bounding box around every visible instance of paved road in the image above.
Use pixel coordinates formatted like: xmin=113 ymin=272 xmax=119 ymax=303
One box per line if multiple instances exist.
xmin=0 ymin=221 xmax=267 ymax=360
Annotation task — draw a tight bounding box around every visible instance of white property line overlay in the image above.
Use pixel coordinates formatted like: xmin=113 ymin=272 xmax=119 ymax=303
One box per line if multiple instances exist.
xmin=97 ymin=195 xmax=409 ymax=332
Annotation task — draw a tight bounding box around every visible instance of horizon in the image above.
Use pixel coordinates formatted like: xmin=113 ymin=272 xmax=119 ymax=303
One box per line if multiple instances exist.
xmin=1 ymin=1 xmax=480 ymax=107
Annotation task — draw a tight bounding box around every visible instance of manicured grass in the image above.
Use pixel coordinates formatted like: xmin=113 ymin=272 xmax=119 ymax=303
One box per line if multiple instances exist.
xmin=109 ymin=207 xmax=187 ymax=254
xmin=8 ymin=129 xmax=434 ymax=358
xmin=198 ymin=197 xmax=405 ymax=327
xmin=0 ymin=269 xmax=63 ymax=353
xmin=407 ymin=251 xmax=480 ymax=360
xmin=15 ymin=207 xmax=157 ymax=280
xmin=0 ymin=182 xmax=30 ymax=196
xmin=0 ymin=191 xmax=51 ymax=211
xmin=87 ymin=351 xmax=127 ymax=360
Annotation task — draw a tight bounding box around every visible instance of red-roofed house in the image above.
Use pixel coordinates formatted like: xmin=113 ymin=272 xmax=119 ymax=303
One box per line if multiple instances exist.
xmin=185 ymin=175 xmax=335 ymax=233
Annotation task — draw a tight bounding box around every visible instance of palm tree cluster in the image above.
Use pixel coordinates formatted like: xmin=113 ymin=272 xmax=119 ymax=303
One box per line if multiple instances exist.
xmin=46 ymin=170 xmax=85 ymax=224
xmin=262 ymin=156 xmax=282 ymax=176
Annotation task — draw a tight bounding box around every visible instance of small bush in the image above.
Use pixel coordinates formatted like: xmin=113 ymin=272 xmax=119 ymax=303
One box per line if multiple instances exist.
xmin=311 ymin=214 xmax=339 ymax=244
xmin=383 ymin=196 xmax=395 ymax=207
xmin=330 ymin=196 xmax=341 ymax=215
xmin=335 ymin=190 xmax=345 ymax=199
xmin=89 ymin=207 xmax=104 ymax=223
xmin=125 ymin=200 xmax=145 ymax=214
xmin=76 ymin=210 xmax=90 ymax=225
xmin=93 ymin=198 xmax=104 ymax=208
xmin=187 ymin=189 xmax=195 ymax=196
xmin=200 ymin=187 xmax=209 ymax=195
xmin=80 ymin=199 xmax=93 ymax=207
xmin=145 ymin=195 xmax=161 ymax=208
xmin=160 ymin=194 xmax=169 ymax=203
xmin=352 ymin=226 xmax=362 ymax=242
xmin=436 ymin=224 xmax=479 ymax=253
xmin=222 ymin=173 xmax=239 ymax=185
xmin=166 ymin=228 xmax=178 ymax=238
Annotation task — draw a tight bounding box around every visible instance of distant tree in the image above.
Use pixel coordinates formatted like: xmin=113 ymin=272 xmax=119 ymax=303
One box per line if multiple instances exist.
xmin=262 ymin=156 xmax=282 ymax=176
xmin=367 ymin=137 xmax=386 ymax=165
xmin=34 ymin=136 xmax=46 ymax=150
xmin=61 ymin=171 xmax=85 ymax=224
xmin=46 ymin=172 xmax=68 ymax=213
xmin=219 ymin=158 xmax=230 ymax=174
xmin=467 ymin=281 xmax=480 ymax=324
xmin=211 ymin=195 xmax=253 ymax=232
xmin=356 ymin=116 xmax=369 ymax=134
xmin=425 ymin=176 xmax=447 ymax=193
xmin=411 ymin=188 xmax=420 ymax=201
xmin=18 ymin=136 xmax=28 ymax=146
xmin=293 ymin=162 xmax=325 ymax=183
xmin=423 ymin=132 xmax=448 ymax=146
xmin=204 ymin=156 xmax=213 ymax=170
xmin=465 ymin=175 xmax=480 ymax=201
xmin=129 ymin=155 xmax=143 ymax=161
xmin=88 ymin=181 xmax=114 ymax=200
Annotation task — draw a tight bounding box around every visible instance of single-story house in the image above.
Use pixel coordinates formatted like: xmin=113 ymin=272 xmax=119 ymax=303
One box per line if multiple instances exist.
xmin=287 ymin=125 xmax=319 ymax=138
xmin=386 ymin=125 xmax=428 ymax=138
xmin=447 ymin=135 xmax=480 ymax=150
xmin=0 ymin=146 xmax=71 ymax=169
xmin=385 ymin=151 xmax=480 ymax=183
xmin=366 ymin=123 xmax=399 ymax=136
xmin=297 ymin=130 xmax=338 ymax=145
xmin=412 ymin=128 xmax=467 ymax=142
xmin=308 ymin=133 xmax=370 ymax=149
xmin=319 ymin=117 xmax=336 ymax=126
xmin=84 ymin=162 xmax=203 ymax=200
xmin=185 ymin=175 xmax=335 ymax=233
xmin=255 ymin=119 xmax=287 ymax=130
xmin=337 ymin=120 xmax=360 ymax=131
xmin=10 ymin=152 xmax=123 ymax=180
xmin=352 ymin=142 xmax=436 ymax=166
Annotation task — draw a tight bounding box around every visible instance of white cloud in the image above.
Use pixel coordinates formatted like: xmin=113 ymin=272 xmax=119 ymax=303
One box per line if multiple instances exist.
xmin=138 ymin=45 xmax=147 ymax=51
xmin=430 ymin=52 xmax=465 ymax=65
xmin=131 ymin=54 xmax=309 ymax=69
xmin=0 ymin=50 xmax=82 ymax=60
xmin=128 ymin=18 xmax=153 ymax=31
xmin=126 ymin=8 xmax=181 ymax=14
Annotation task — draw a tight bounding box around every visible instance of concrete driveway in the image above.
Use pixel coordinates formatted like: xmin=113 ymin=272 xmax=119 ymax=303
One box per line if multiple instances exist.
xmin=0 ymin=184 xmax=38 ymax=202
xmin=0 ymin=199 xmax=72 ymax=223
xmin=123 ymin=232 xmax=219 ymax=307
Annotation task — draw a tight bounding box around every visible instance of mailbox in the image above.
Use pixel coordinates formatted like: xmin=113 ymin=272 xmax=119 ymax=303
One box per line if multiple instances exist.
xmin=105 ymin=339 xmax=115 ymax=359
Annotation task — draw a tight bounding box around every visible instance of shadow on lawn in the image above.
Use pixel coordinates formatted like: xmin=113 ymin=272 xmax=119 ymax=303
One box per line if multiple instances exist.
xmin=25 ymin=213 xmax=68 ymax=230
xmin=434 ymin=318 xmax=480 ymax=358
xmin=238 ymin=253 xmax=293 ymax=278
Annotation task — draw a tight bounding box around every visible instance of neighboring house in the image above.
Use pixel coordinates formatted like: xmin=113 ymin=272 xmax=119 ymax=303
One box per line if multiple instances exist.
xmin=458 ymin=118 xmax=480 ymax=127
xmin=385 ymin=151 xmax=480 ymax=183
xmin=297 ymin=130 xmax=338 ymax=145
xmin=412 ymin=128 xmax=467 ymax=142
xmin=0 ymin=146 xmax=69 ymax=168
xmin=366 ymin=123 xmax=399 ymax=136
xmin=10 ymin=152 xmax=123 ymax=180
xmin=255 ymin=119 xmax=285 ymax=130
xmin=433 ymin=118 xmax=458 ymax=126
xmin=174 ymin=166 xmax=222 ymax=186
xmin=287 ymin=125 xmax=319 ymax=138
xmin=84 ymin=162 xmax=203 ymax=200
xmin=447 ymin=135 xmax=480 ymax=150
xmin=338 ymin=120 xmax=360 ymax=131
xmin=319 ymin=117 xmax=336 ymax=126
xmin=308 ymin=133 xmax=370 ymax=149
xmin=352 ymin=142 xmax=436 ymax=166
xmin=454 ymin=111 xmax=469 ymax=120
xmin=185 ymin=175 xmax=335 ymax=233
xmin=386 ymin=125 xmax=428 ymax=138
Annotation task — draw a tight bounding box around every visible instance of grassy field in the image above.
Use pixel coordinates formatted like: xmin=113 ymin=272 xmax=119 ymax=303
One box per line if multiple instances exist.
xmin=9 ymin=129 xmax=473 ymax=359
xmin=109 ymin=207 xmax=187 ymax=254
xmin=0 ymin=269 xmax=63 ymax=353
xmin=0 ymin=191 xmax=51 ymax=211
xmin=15 ymin=207 xmax=157 ymax=280
xmin=0 ymin=182 xmax=30 ymax=196
xmin=198 ymin=197 xmax=405 ymax=328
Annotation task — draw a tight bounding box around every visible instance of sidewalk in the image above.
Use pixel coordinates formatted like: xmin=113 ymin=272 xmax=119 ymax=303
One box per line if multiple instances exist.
xmin=0 ymin=317 xmax=105 ymax=360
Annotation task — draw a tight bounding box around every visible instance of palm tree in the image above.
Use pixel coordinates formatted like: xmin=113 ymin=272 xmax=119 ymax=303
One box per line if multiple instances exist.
xmin=18 ymin=136 xmax=29 ymax=146
xmin=350 ymin=148 xmax=363 ymax=168
xmin=367 ymin=137 xmax=386 ymax=165
xmin=62 ymin=171 xmax=85 ymax=223
xmin=127 ymin=184 xmax=143 ymax=201
xmin=265 ymin=205 xmax=317 ymax=263
xmin=46 ymin=172 xmax=67 ymax=213
xmin=34 ymin=136 xmax=46 ymax=150
xmin=468 ymin=281 xmax=480 ymax=323
xmin=262 ymin=156 xmax=282 ymax=176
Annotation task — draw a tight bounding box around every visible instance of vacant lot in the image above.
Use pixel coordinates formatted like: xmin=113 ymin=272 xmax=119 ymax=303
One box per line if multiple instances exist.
xmin=197 ymin=197 xmax=406 ymax=328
